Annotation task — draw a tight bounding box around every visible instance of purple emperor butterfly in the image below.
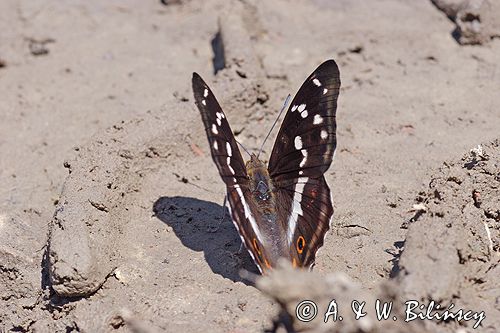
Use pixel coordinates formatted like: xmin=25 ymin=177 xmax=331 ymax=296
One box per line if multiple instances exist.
xmin=192 ymin=60 xmax=340 ymax=273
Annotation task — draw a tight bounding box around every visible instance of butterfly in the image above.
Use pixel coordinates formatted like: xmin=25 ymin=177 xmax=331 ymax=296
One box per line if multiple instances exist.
xmin=192 ymin=60 xmax=340 ymax=273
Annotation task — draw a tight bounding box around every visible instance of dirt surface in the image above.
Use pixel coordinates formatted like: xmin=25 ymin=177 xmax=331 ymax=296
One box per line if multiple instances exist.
xmin=0 ymin=0 xmax=499 ymax=332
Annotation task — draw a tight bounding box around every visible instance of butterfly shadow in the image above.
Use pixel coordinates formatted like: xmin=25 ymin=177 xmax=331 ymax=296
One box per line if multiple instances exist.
xmin=153 ymin=196 xmax=260 ymax=284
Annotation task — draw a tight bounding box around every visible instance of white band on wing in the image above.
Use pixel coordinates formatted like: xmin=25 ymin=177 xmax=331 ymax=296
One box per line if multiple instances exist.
xmin=287 ymin=177 xmax=309 ymax=244
xmin=234 ymin=184 xmax=264 ymax=243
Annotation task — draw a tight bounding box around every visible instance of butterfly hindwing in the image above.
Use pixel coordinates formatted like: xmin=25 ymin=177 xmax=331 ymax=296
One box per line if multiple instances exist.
xmin=225 ymin=184 xmax=269 ymax=273
xmin=269 ymin=60 xmax=340 ymax=268
xmin=273 ymin=176 xmax=333 ymax=268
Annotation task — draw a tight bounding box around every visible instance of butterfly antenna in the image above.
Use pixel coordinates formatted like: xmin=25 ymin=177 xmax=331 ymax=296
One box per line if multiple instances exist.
xmin=235 ymin=139 xmax=252 ymax=158
xmin=257 ymin=94 xmax=291 ymax=159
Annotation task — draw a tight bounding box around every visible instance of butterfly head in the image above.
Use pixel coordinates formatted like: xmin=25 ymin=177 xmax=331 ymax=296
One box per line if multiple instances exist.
xmin=245 ymin=153 xmax=265 ymax=169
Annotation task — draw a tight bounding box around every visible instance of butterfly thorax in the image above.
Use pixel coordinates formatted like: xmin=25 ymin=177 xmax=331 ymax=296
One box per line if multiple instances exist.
xmin=245 ymin=154 xmax=275 ymax=211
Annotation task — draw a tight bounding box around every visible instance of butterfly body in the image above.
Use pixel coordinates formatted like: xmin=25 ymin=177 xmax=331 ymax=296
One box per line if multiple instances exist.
xmin=192 ymin=60 xmax=341 ymax=273
xmin=242 ymin=154 xmax=292 ymax=269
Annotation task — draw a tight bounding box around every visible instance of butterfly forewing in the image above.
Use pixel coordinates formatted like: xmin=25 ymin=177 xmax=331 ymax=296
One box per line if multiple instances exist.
xmin=268 ymin=60 xmax=340 ymax=181
xmin=192 ymin=73 xmax=247 ymax=186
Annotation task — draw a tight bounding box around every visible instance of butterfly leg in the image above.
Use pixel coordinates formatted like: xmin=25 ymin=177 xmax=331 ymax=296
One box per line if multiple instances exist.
xmin=207 ymin=195 xmax=227 ymax=233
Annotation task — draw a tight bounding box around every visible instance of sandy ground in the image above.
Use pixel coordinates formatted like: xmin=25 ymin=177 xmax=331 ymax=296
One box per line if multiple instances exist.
xmin=0 ymin=0 xmax=499 ymax=332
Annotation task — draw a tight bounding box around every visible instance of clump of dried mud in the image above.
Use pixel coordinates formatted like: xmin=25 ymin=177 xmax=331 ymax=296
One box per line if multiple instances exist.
xmin=432 ymin=0 xmax=500 ymax=44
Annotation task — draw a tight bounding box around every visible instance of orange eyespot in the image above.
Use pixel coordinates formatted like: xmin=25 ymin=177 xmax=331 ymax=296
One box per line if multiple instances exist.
xmin=296 ymin=236 xmax=305 ymax=254
xmin=252 ymin=238 xmax=262 ymax=255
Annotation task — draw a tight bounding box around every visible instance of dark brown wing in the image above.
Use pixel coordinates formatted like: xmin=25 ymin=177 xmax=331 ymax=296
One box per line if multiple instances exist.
xmin=273 ymin=176 xmax=333 ymax=268
xmin=192 ymin=73 xmax=247 ymax=187
xmin=268 ymin=60 xmax=340 ymax=268
xmin=192 ymin=73 xmax=266 ymax=272
xmin=268 ymin=59 xmax=340 ymax=181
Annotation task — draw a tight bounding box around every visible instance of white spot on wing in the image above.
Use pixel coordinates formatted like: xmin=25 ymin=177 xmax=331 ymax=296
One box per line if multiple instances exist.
xmin=291 ymin=105 xmax=298 ymax=112
xmin=213 ymin=141 xmax=218 ymax=150
xmin=294 ymin=136 xmax=303 ymax=150
xmin=323 ymin=88 xmax=328 ymax=95
xmin=212 ymin=124 xmax=218 ymax=134
xmin=300 ymin=149 xmax=307 ymax=167
xmin=202 ymin=99 xmax=206 ymax=106
xmin=287 ymin=177 xmax=309 ymax=243
xmin=313 ymin=78 xmax=321 ymax=86
xmin=298 ymin=104 xmax=306 ymax=112
xmin=216 ymin=112 xmax=223 ymax=120
xmin=313 ymin=114 xmax=323 ymax=125
xmin=216 ymin=118 xmax=221 ymax=126
xmin=226 ymin=142 xmax=232 ymax=156
xmin=301 ymin=110 xmax=308 ymax=118
xmin=203 ymin=88 xmax=208 ymax=97
xmin=234 ymin=185 xmax=264 ymax=243
xmin=299 ymin=170 xmax=304 ymax=175
xmin=321 ymin=130 xmax=328 ymax=140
